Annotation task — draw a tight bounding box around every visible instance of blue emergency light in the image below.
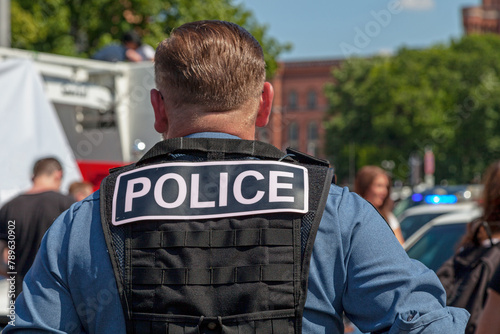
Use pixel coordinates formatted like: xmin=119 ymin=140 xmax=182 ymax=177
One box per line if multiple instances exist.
xmin=424 ymin=194 xmax=458 ymax=204
xmin=411 ymin=193 xmax=424 ymax=202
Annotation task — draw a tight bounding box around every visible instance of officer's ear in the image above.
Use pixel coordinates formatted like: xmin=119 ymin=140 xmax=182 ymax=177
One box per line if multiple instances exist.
xmin=151 ymin=89 xmax=168 ymax=134
xmin=256 ymin=82 xmax=273 ymax=127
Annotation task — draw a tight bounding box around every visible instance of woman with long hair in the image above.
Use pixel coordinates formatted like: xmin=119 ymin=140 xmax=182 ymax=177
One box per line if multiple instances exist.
xmin=458 ymin=160 xmax=500 ymax=249
xmin=437 ymin=160 xmax=500 ymax=334
xmin=354 ymin=165 xmax=404 ymax=245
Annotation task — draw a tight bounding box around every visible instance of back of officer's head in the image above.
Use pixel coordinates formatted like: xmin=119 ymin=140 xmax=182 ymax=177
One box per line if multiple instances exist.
xmin=154 ymin=20 xmax=266 ymax=112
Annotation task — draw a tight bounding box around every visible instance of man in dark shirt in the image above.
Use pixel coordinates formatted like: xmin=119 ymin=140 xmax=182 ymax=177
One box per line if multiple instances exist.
xmin=0 ymin=157 xmax=75 ymax=298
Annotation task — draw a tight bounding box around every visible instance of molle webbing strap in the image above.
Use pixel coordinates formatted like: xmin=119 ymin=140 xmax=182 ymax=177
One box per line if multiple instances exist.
xmin=131 ymin=312 xmax=294 ymax=334
xmin=126 ymin=214 xmax=300 ymax=317
xmin=132 ymin=264 xmax=293 ymax=285
xmin=131 ymin=228 xmax=293 ymax=248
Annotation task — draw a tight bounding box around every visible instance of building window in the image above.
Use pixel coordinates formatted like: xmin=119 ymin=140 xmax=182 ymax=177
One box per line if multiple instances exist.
xmin=307 ymin=121 xmax=318 ymax=156
xmin=288 ymin=91 xmax=298 ymax=109
xmin=307 ymin=90 xmax=317 ymax=109
xmin=289 ymin=122 xmax=299 ymax=149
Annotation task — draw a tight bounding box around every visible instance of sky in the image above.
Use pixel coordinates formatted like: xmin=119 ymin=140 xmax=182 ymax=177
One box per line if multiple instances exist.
xmin=238 ymin=0 xmax=481 ymax=61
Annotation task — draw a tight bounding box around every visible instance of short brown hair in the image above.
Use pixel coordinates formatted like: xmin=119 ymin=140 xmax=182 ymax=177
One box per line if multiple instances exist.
xmin=154 ymin=20 xmax=266 ymax=112
xmin=68 ymin=181 xmax=94 ymax=196
xmin=33 ymin=157 xmax=62 ymax=178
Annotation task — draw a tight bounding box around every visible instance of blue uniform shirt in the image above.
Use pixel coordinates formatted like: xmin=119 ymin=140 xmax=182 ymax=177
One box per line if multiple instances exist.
xmin=4 ymin=133 xmax=469 ymax=333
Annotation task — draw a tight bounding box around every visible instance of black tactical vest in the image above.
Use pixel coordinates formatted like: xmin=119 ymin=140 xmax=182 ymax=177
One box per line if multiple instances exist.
xmin=100 ymin=138 xmax=334 ymax=334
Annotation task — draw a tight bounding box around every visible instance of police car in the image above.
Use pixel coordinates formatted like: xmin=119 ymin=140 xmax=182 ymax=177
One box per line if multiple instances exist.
xmin=394 ymin=184 xmax=483 ymax=219
xmin=404 ymin=207 xmax=483 ymax=272
xmin=398 ymin=200 xmax=478 ymax=240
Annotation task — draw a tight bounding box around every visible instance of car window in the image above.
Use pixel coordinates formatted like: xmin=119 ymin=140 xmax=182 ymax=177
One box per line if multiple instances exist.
xmin=400 ymin=213 xmax=447 ymax=239
xmin=406 ymin=223 xmax=467 ymax=272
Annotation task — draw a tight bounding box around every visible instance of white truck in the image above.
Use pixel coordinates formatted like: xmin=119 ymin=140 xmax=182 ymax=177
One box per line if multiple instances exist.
xmin=0 ymin=47 xmax=161 ymax=194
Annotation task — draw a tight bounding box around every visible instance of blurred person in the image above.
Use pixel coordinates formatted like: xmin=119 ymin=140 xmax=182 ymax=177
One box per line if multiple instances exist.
xmin=122 ymin=30 xmax=155 ymax=62
xmin=437 ymin=160 xmax=500 ymax=334
xmin=0 ymin=157 xmax=75 ymax=298
xmin=475 ymin=263 xmax=500 ymax=334
xmin=455 ymin=161 xmax=500 ymax=249
xmin=68 ymin=181 xmax=94 ymax=202
xmin=92 ymin=30 xmax=155 ymax=62
xmin=4 ymin=21 xmax=469 ymax=333
xmin=354 ymin=165 xmax=405 ymax=245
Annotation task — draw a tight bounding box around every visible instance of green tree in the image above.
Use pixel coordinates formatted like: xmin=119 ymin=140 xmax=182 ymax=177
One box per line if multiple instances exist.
xmin=325 ymin=34 xmax=500 ymax=185
xmin=10 ymin=0 xmax=290 ymax=78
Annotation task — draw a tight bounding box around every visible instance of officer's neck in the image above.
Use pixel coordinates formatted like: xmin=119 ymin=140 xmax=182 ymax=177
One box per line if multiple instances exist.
xmin=164 ymin=120 xmax=256 ymax=141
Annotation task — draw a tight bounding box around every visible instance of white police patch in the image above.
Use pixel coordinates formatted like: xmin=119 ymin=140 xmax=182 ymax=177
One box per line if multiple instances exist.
xmin=112 ymin=161 xmax=309 ymax=225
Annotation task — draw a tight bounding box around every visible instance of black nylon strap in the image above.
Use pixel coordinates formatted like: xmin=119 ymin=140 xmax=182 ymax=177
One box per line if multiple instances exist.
xmin=137 ymin=138 xmax=298 ymax=165
xmin=131 ymin=309 xmax=296 ymax=322
xmin=285 ymin=147 xmax=330 ymax=167
xmin=132 ymin=264 xmax=294 ymax=285
xmin=295 ymin=167 xmax=334 ymax=333
xmin=100 ymin=168 xmax=136 ymax=334
xmin=164 ymin=318 xmax=289 ymax=334
xmin=131 ymin=228 xmax=293 ymax=249
xmin=131 ymin=310 xmax=296 ymax=333
xmin=151 ymin=322 xmax=167 ymax=334
xmin=133 ymin=321 xmax=150 ymax=334
xmin=207 ymin=151 xmax=226 ymax=160
xmin=167 ymin=323 xmax=182 ymax=334
xmin=255 ymin=319 xmax=273 ymax=333
xmin=272 ymin=319 xmax=291 ymax=332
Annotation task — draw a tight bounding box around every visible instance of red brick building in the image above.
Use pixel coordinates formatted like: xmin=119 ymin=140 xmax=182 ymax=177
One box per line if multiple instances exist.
xmin=257 ymin=59 xmax=342 ymax=159
xmin=463 ymin=0 xmax=500 ymax=34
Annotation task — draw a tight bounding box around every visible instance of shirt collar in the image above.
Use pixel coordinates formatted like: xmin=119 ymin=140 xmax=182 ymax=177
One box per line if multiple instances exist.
xmin=185 ymin=132 xmax=241 ymax=140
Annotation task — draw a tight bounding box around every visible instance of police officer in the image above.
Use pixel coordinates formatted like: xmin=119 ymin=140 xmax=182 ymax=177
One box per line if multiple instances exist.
xmin=5 ymin=21 xmax=469 ymax=333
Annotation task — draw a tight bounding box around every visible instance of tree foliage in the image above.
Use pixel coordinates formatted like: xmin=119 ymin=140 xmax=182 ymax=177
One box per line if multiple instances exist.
xmin=10 ymin=0 xmax=291 ymax=78
xmin=324 ymin=34 xmax=500 ymax=185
